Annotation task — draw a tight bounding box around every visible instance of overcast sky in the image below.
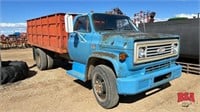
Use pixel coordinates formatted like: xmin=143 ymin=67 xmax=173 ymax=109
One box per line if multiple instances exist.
xmin=0 ymin=0 xmax=199 ymax=35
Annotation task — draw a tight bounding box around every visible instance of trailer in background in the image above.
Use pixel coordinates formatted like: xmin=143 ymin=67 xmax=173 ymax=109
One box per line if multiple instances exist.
xmin=138 ymin=18 xmax=200 ymax=74
xmin=139 ymin=18 xmax=199 ymax=64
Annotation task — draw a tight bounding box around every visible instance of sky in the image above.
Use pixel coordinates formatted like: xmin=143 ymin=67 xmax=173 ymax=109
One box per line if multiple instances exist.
xmin=0 ymin=0 xmax=199 ymax=35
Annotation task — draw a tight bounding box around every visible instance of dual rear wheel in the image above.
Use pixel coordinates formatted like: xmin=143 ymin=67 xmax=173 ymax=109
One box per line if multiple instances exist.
xmin=34 ymin=48 xmax=54 ymax=70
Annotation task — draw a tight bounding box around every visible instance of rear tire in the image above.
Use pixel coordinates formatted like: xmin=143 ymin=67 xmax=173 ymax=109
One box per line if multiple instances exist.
xmin=46 ymin=52 xmax=54 ymax=69
xmin=91 ymin=65 xmax=119 ymax=109
xmin=35 ymin=48 xmax=47 ymax=70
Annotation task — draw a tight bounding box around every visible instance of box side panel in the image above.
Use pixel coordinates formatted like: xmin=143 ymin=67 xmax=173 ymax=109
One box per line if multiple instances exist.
xmin=27 ymin=13 xmax=68 ymax=54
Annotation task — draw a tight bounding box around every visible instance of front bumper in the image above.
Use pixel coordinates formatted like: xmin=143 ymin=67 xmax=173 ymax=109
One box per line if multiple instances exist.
xmin=116 ymin=64 xmax=182 ymax=95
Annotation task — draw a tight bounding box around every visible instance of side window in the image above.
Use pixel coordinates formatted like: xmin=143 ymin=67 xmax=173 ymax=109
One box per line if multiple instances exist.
xmin=74 ymin=16 xmax=91 ymax=33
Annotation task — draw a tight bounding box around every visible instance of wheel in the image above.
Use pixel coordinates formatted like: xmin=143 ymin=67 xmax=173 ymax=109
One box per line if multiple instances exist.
xmin=9 ymin=61 xmax=29 ymax=78
xmin=91 ymin=65 xmax=119 ymax=109
xmin=35 ymin=48 xmax=47 ymax=70
xmin=46 ymin=52 xmax=54 ymax=69
xmin=1 ymin=61 xmax=29 ymax=84
xmin=1 ymin=65 xmax=17 ymax=84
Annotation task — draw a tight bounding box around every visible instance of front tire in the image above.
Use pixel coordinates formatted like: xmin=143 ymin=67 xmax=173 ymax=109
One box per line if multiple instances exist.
xmin=91 ymin=65 xmax=119 ymax=109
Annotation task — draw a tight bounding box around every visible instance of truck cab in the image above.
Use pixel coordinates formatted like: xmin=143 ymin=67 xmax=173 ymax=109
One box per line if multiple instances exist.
xmin=27 ymin=13 xmax=182 ymax=109
xmin=66 ymin=13 xmax=182 ymax=108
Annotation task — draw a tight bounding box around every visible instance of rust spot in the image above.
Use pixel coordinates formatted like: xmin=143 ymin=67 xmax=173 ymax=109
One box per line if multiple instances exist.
xmin=102 ymin=32 xmax=118 ymax=41
xmin=101 ymin=32 xmax=176 ymax=41
xmin=93 ymin=52 xmax=117 ymax=59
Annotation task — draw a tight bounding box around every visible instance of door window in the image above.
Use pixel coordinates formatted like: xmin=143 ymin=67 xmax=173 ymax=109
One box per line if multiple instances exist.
xmin=74 ymin=16 xmax=91 ymax=33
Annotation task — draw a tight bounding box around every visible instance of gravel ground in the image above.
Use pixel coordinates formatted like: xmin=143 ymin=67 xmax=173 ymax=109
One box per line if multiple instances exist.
xmin=0 ymin=48 xmax=199 ymax=112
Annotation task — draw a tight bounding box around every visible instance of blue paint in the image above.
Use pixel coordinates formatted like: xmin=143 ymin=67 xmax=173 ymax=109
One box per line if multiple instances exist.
xmin=67 ymin=62 xmax=86 ymax=81
xmin=66 ymin=13 xmax=182 ymax=96
xmin=117 ymin=65 xmax=182 ymax=95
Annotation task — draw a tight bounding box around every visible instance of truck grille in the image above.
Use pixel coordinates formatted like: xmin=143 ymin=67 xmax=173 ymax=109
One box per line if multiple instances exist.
xmin=146 ymin=62 xmax=170 ymax=73
xmin=146 ymin=44 xmax=172 ymax=57
xmin=134 ymin=39 xmax=179 ymax=64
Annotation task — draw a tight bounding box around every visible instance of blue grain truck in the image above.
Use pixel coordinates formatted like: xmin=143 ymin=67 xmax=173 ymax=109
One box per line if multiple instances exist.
xmin=27 ymin=13 xmax=182 ymax=108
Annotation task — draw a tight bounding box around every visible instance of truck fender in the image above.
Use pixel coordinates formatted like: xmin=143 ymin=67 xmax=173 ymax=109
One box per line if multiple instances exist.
xmin=86 ymin=51 xmax=121 ymax=80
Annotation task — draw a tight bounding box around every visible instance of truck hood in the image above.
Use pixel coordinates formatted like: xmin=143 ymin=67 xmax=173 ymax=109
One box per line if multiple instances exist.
xmin=101 ymin=32 xmax=179 ymax=41
xmin=100 ymin=32 xmax=179 ymax=50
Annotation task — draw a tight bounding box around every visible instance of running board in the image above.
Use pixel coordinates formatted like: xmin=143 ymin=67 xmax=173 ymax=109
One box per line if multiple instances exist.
xmin=66 ymin=62 xmax=86 ymax=81
xmin=67 ymin=70 xmax=85 ymax=81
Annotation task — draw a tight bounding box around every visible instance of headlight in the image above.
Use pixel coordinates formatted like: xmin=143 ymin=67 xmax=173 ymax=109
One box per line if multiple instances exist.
xmin=172 ymin=43 xmax=179 ymax=54
xmin=138 ymin=47 xmax=146 ymax=58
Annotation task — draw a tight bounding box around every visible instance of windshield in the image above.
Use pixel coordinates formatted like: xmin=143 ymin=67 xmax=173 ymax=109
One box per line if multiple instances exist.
xmin=92 ymin=13 xmax=139 ymax=32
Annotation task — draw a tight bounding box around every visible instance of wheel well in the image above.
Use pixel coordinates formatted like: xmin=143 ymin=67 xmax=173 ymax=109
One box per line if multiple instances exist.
xmin=86 ymin=57 xmax=116 ymax=80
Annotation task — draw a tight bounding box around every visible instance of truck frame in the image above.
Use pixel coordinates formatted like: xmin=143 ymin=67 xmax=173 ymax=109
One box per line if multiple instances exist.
xmin=27 ymin=13 xmax=182 ymax=108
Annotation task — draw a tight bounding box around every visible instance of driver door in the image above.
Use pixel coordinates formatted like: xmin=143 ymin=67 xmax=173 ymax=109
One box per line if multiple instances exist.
xmin=68 ymin=16 xmax=92 ymax=63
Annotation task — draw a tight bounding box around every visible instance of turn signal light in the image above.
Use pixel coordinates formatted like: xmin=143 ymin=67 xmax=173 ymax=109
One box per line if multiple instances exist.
xmin=119 ymin=53 xmax=128 ymax=62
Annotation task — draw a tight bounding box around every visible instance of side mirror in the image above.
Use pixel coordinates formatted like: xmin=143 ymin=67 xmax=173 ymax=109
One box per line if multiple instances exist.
xmin=64 ymin=14 xmax=74 ymax=33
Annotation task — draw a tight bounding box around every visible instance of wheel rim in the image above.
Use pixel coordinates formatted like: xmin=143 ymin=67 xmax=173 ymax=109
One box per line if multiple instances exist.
xmin=93 ymin=73 xmax=106 ymax=101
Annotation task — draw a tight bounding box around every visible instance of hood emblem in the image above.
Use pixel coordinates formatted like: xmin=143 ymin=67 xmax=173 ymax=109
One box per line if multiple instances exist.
xmin=157 ymin=47 xmax=166 ymax=54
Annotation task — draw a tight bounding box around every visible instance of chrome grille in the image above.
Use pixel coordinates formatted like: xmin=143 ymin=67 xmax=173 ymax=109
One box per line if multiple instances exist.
xmin=134 ymin=39 xmax=179 ymax=64
xmin=146 ymin=44 xmax=172 ymax=57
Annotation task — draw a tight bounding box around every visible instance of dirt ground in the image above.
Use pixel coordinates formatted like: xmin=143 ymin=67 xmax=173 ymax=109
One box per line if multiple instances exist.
xmin=0 ymin=48 xmax=200 ymax=112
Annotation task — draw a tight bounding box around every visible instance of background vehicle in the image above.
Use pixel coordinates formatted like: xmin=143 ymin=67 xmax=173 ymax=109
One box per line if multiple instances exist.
xmin=27 ymin=13 xmax=182 ymax=108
